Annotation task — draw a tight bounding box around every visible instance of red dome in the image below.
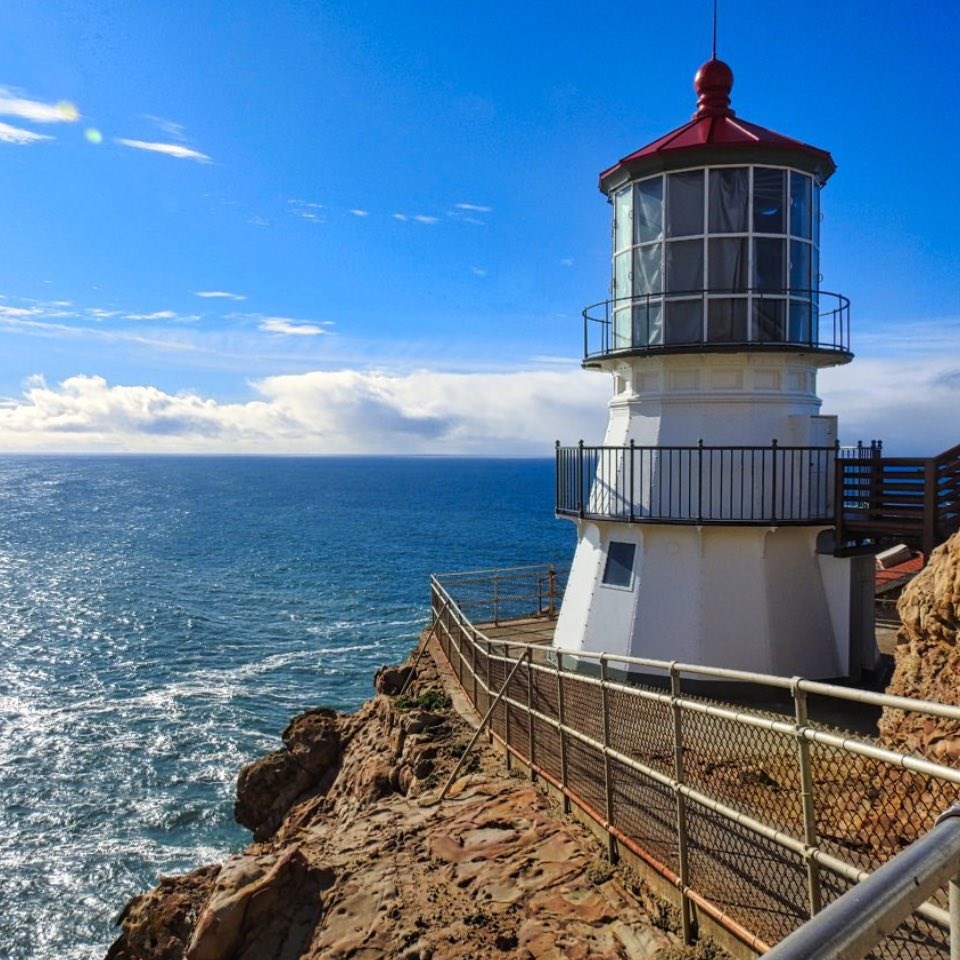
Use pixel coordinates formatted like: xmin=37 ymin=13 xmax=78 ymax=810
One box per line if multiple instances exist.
xmin=599 ymin=60 xmax=835 ymax=192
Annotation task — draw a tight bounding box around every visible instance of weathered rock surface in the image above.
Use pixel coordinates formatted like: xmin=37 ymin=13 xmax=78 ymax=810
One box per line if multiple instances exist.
xmin=879 ymin=531 xmax=960 ymax=762
xmin=107 ymin=644 xmax=690 ymax=959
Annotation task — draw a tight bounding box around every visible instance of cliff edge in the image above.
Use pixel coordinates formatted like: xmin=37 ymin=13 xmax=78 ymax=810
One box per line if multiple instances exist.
xmin=879 ymin=530 xmax=960 ymax=762
xmin=105 ymin=642 xmax=697 ymax=960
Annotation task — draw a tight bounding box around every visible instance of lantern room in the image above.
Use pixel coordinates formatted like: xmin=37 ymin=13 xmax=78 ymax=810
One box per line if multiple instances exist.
xmin=588 ymin=59 xmax=851 ymax=364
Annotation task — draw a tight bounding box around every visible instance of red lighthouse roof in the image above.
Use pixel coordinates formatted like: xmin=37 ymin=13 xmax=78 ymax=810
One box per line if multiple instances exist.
xmin=599 ymin=59 xmax=836 ymax=193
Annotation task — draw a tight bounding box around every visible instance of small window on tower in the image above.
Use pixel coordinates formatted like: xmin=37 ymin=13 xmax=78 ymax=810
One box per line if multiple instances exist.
xmin=602 ymin=541 xmax=636 ymax=588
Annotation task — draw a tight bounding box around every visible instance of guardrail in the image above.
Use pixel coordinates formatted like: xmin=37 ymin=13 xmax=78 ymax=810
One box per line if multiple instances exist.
xmin=764 ymin=804 xmax=960 ymax=959
xmin=556 ymin=441 xmax=838 ymax=525
xmin=837 ymin=443 xmax=960 ymax=556
xmin=430 ymin=567 xmax=960 ymax=956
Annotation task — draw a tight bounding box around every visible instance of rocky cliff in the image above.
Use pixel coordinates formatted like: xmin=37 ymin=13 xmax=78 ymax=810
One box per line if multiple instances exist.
xmin=879 ymin=531 xmax=960 ymax=762
xmin=105 ymin=642 xmax=698 ymax=960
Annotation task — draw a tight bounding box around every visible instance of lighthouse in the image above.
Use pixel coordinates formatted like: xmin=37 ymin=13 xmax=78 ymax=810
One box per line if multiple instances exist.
xmin=553 ymin=58 xmax=875 ymax=679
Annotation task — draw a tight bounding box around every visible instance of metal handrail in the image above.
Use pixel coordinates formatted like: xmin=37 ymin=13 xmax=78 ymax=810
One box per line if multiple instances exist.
xmin=582 ymin=287 xmax=851 ymax=360
xmin=764 ymin=804 xmax=960 ymax=959
xmin=429 ymin=568 xmax=960 ymax=956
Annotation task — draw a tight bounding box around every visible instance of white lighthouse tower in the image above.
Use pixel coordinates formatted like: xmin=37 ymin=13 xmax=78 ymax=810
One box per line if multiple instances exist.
xmin=553 ymin=58 xmax=874 ymax=679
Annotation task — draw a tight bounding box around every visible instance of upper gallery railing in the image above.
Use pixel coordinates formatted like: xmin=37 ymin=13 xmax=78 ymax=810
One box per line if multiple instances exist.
xmin=556 ymin=440 xmax=852 ymax=525
xmin=582 ymin=288 xmax=851 ymax=362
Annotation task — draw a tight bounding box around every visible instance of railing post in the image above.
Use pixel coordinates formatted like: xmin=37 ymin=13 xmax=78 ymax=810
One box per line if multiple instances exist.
xmin=493 ymin=570 xmax=500 ymax=626
xmin=629 ymin=439 xmax=636 ymax=523
xmin=923 ymin=458 xmax=938 ymax=559
xmin=771 ymin=438 xmax=779 ymax=525
xmin=577 ymin=440 xmax=585 ymax=519
xmin=527 ymin=648 xmax=536 ymax=782
xmin=555 ymin=439 xmax=561 ymax=515
xmin=471 ymin=632 xmax=478 ymax=708
xmin=697 ymin=438 xmax=704 ymax=524
xmin=503 ymin=642 xmax=512 ymax=771
xmin=547 ymin=564 xmax=557 ymax=617
xmin=794 ymin=683 xmax=824 ymax=917
xmin=556 ymin=652 xmax=570 ymax=813
xmin=670 ymin=663 xmax=694 ymax=945
xmin=600 ymin=655 xmax=617 ymax=863
xmin=950 ymin=872 xmax=960 ymax=960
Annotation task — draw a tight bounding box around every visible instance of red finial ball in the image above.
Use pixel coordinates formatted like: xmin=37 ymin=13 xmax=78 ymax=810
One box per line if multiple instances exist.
xmin=694 ymin=58 xmax=735 ymax=118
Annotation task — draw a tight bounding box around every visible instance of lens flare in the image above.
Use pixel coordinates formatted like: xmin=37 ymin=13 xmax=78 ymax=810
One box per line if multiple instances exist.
xmin=56 ymin=101 xmax=79 ymax=122
xmin=84 ymin=127 xmax=103 ymax=144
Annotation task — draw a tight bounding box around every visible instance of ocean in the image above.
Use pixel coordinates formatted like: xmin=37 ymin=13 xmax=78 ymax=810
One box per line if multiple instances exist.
xmin=0 ymin=455 xmax=574 ymax=960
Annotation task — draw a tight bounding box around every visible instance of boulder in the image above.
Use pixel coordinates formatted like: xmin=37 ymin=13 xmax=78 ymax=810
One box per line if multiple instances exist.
xmin=235 ymin=708 xmax=341 ymax=839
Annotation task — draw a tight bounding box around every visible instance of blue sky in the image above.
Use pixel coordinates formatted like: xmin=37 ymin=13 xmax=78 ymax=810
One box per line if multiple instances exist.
xmin=1 ymin=1 xmax=958 ymax=454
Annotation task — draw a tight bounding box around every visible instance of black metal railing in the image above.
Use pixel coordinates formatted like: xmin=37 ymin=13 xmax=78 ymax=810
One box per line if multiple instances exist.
xmin=582 ymin=288 xmax=851 ymax=361
xmin=556 ymin=440 xmax=845 ymax=525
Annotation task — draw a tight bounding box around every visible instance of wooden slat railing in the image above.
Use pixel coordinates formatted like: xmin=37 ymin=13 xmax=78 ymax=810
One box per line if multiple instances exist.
xmin=836 ymin=443 xmax=960 ymax=557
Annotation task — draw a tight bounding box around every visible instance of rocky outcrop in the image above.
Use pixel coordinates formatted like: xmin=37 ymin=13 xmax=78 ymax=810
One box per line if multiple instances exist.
xmin=878 ymin=531 xmax=960 ymax=762
xmin=107 ymin=643 xmax=689 ymax=959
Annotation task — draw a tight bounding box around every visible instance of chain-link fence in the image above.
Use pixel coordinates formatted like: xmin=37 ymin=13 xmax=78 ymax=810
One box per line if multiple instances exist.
xmin=430 ymin=566 xmax=960 ymax=957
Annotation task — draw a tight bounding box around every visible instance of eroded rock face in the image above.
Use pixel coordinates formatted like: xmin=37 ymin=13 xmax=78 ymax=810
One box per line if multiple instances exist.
xmin=879 ymin=532 xmax=960 ymax=762
xmin=107 ymin=648 xmax=683 ymax=960
xmin=234 ymin=707 xmax=341 ymax=840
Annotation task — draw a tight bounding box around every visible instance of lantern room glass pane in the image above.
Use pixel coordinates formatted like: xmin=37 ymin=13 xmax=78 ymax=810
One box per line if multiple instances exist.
xmin=753 ymin=168 xmax=786 ymax=234
xmin=664 ymin=299 xmax=703 ymax=344
xmin=635 ymin=177 xmax=663 ymax=244
xmin=789 ymin=172 xmax=812 ymax=239
xmin=614 ymin=252 xmax=632 ymax=302
xmin=709 ymin=237 xmax=748 ymax=292
xmin=789 ymin=240 xmax=811 ymax=293
xmin=813 ymin=185 xmax=821 ymax=249
xmin=754 ymin=298 xmax=786 ymax=341
xmin=613 ymin=307 xmax=632 ymax=349
xmin=634 ymin=244 xmax=662 ymax=296
xmin=708 ymin=167 xmax=749 ymax=233
xmin=753 ymin=237 xmax=785 ymax=292
xmin=666 ymin=170 xmax=704 ymax=238
xmin=665 ymin=239 xmax=703 ymax=294
xmin=789 ymin=301 xmax=812 ymax=344
xmin=615 ymin=186 xmax=632 ymax=252
xmin=708 ymin=299 xmax=748 ymax=341
xmin=634 ymin=302 xmax=663 ymax=346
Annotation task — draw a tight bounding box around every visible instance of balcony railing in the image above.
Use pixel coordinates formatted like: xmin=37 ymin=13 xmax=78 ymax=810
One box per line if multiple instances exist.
xmin=583 ymin=288 xmax=851 ymax=362
xmin=556 ymin=441 xmax=853 ymax=526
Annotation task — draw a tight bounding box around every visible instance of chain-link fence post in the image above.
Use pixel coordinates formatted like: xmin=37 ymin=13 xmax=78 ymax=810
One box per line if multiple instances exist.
xmin=951 ymin=872 xmax=960 ymax=960
xmin=556 ymin=651 xmax=570 ymax=813
xmin=503 ymin=642 xmax=512 ymax=771
xmin=793 ymin=683 xmax=823 ymax=917
xmin=527 ymin=649 xmax=536 ymax=782
xmin=600 ymin=655 xmax=617 ymax=863
xmin=670 ymin=663 xmax=694 ymax=945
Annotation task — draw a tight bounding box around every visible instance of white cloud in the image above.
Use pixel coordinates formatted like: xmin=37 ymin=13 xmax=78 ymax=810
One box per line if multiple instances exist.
xmin=471 ymin=267 xmax=488 ymax=277
xmin=560 ymin=258 xmax=574 ymax=267
xmin=412 ymin=214 xmax=438 ymax=225
xmin=0 ymin=90 xmax=79 ymax=123
xmin=195 ymin=291 xmax=246 ymax=301
xmin=259 ymin=318 xmax=330 ymax=336
xmin=115 ymin=138 xmax=211 ymax=163
xmin=123 ymin=310 xmax=199 ymax=323
xmin=455 ymin=202 xmax=492 ymax=213
xmin=349 ymin=209 xmax=369 ymax=217
xmin=143 ymin=115 xmax=187 ymax=142
xmin=392 ymin=213 xmax=408 ymax=222
xmin=0 ymin=369 xmax=608 ymax=454
xmin=0 ymin=122 xmax=53 ymax=144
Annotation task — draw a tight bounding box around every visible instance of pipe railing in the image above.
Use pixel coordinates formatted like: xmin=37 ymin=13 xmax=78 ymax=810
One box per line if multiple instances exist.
xmin=764 ymin=805 xmax=960 ymax=959
xmin=429 ymin=567 xmax=960 ymax=956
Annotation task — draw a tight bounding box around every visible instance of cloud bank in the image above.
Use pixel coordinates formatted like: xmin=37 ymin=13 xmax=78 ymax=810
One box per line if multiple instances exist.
xmin=0 ymin=369 xmax=609 ymax=454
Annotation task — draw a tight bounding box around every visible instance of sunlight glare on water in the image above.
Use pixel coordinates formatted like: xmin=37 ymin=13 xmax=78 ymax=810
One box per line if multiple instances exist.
xmin=0 ymin=455 xmax=572 ymax=959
